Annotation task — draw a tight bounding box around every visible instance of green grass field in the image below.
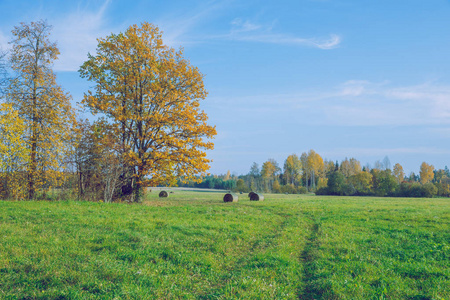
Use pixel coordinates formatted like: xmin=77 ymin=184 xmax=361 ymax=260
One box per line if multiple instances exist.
xmin=0 ymin=191 xmax=449 ymax=299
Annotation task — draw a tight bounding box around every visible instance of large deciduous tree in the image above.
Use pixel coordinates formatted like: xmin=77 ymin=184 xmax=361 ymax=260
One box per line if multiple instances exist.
xmin=79 ymin=23 xmax=216 ymax=202
xmin=7 ymin=20 xmax=75 ymax=199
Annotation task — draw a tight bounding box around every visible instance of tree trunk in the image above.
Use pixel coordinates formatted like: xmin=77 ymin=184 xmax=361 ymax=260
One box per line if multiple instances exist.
xmin=28 ymin=123 xmax=37 ymax=199
xmin=134 ymin=182 xmax=141 ymax=203
xmin=133 ymin=172 xmax=142 ymax=203
xmin=305 ymin=171 xmax=309 ymax=192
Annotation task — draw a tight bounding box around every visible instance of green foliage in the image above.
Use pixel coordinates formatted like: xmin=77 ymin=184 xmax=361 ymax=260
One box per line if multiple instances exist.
xmin=372 ymin=169 xmax=398 ymax=196
xmin=7 ymin=20 xmax=75 ymax=199
xmin=272 ymin=179 xmax=281 ymax=193
xmin=283 ymin=154 xmax=302 ymax=185
xmin=235 ymin=179 xmax=248 ymax=193
xmin=320 ymin=168 xmax=439 ymax=198
xmin=280 ymin=183 xmax=297 ymax=194
xmin=296 ymin=186 xmax=308 ymax=194
xmin=327 ymin=171 xmax=346 ymax=195
xmin=396 ymin=182 xmax=438 ymax=198
xmin=0 ymin=192 xmax=448 ymax=299
xmin=348 ymin=171 xmax=373 ymax=195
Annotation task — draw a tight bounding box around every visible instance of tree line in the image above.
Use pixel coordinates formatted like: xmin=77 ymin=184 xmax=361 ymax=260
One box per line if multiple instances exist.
xmin=180 ymin=151 xmax=449 ymax=198
xmin=0 ymin=20 xmax=216 ymax=202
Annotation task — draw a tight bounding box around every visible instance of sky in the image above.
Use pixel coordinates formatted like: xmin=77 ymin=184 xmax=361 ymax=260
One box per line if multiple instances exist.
xmin=1 ymin=0 xmax=450 ymax=176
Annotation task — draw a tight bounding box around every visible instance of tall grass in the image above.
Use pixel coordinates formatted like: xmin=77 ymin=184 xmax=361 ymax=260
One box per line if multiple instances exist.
xmin=0 ymin=192 xmax=448 ymax=299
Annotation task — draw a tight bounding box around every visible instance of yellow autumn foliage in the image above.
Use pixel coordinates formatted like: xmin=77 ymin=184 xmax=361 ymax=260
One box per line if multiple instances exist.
xmin=79 ymin=23 xmax=216 ymax=202
xmin=7 ymin=20 xmax=76 ymax=199
xmin=0 ymin=103 xmax=29 ymax=199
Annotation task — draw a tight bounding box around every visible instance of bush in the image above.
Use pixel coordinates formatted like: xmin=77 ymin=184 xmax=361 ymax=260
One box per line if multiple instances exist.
xmin=280 ymin=184 xmax=297 ymax=194
xmin=343 ymin=183 xmax=356 ymax=196
xmin=297 ymin=186 xmax=308 ymax=194
xmin=396 ymin=182 xmax=437 ymax=198
xmin=422 ymin=182 xmax=438 ymax=198
xmin=272 ymin=180 xmax=281 ymax=193
xmin=234 ymin=179 xmax=249 ymax=193
xmin=315 ymin=187 xmax=329 ymax=195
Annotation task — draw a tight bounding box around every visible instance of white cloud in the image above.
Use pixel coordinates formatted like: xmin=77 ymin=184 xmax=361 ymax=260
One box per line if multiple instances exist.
xmin=234 ymin=32 xmax=341 ymax=49
xmin=339 ymin=80 xmax=372 ymax=96
xmin=323 ymin=147 xmax=450 ymax=157
xmin=51 ymin=0 xmax=113 ymax=71
xmin=230 ymin=18 xmax=262 ymax=32
xmin=221 ymin=18 xmax=341 ymax=49
xmin=0 ymin=30 xmax=11 ymax=51
xmin=308 ymin=80 xmax=450 ymax=126
xmin=384 ymin=84 xmax=450 ymax=119
xmin=157 ymin=5 xmax=342 ymax=50
xmin=207 ymin=80 xmax=450 ymax=127
xmin=156 ymin=0 xmax=230 ymax=48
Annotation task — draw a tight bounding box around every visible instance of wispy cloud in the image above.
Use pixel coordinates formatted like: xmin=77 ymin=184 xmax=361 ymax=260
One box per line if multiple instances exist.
xmin=328 ymin=80 xmax=450 ymax=126
xmin=207 ymin=80 xmax=450 ymax=127
xmin=160 ymin=9 xmax=342 ymax=50
xmin=339 ymin=80 xmax=373 ymax=96
xmin=221 ymin=18 xmax=341 ymax=49
xmin=51 ymin=0 xmax=113 ymax=71
xmin=323 ymin=147 xmax=450 ymax=157
xmin=385 ymin=84 xmax=450 ymax=119
xmin=156 ymin=0 xmax=231 ymax=48
xmin=0 ymin=29 xmax=10 ymax=51
xmin=232 ymin=32 xmax=341 ymax=49
xmin=1 ymin=1 xmax=113 ymax=72
xmin=230 ymin=18 xmax=262 ymax=32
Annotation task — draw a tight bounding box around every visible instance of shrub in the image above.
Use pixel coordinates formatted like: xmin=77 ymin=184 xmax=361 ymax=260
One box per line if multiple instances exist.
xmin=422 ymin=182 xmax=438 ymax=198
xmin=280 ymin=184 xmax=297 ymax=194
xmin=396 ymin=182 xmax=437 ymax=198
xmin=315 ymin=187 xmax=329 ymax=195
xmin=297 ymin=186 xmax=308 ymax=194
xmin=343 ymin=183 xmax=356 ymax=196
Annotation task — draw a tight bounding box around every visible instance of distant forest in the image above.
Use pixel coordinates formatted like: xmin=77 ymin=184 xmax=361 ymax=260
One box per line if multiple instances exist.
xmin=179 ymin=150 xmax=449 ymax=198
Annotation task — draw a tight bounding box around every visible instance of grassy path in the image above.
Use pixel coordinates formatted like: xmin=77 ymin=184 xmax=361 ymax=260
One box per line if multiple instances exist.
xmin=298 ymin=215 xmax=326 ymax=300
xmin=195 ymin=203 xmax=308 ymax=299
xmin=0 ymin=192 xmax=449 ymax=299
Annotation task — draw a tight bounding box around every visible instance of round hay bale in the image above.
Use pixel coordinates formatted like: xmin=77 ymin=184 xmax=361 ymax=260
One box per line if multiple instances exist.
xmin=223 ymin=193 xmax=238 ymax=202
xmin=248 ymin=191 xmax=256 ymax=198
xmin=159 ymin=191 xmax=169 ymax=198
xmin=250 ymin=193 xmax=264 ymax=201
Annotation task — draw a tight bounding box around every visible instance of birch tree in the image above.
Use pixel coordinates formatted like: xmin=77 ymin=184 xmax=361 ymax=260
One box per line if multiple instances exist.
xmin=283 ymin=154 xmax=302 ymax=185
xmin=7 ymin=20 xmax=75 ymax=199
xmin=393 ymin=163 xmax=405 ymax=184
xmin=420 ymin=162 xmax=434 ymax=184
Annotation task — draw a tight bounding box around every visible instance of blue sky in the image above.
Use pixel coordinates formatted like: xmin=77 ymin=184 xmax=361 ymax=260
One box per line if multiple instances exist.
xmin=1 ymin=0 xmax=450 ymax=175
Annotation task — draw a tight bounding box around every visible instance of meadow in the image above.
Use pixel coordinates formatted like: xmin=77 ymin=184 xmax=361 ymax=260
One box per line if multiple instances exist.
xmin=0 ymin=191 xmax=448 ymax=299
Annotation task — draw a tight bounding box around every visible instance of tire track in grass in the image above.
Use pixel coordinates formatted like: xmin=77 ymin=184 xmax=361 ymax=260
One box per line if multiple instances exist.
xmin=199 ymin=205 xmax=293 ymax=299
xmin=298 ymin=217 xmax=321 ymax=299
xmin=298 ymin=214 xmax=337 ymax=300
